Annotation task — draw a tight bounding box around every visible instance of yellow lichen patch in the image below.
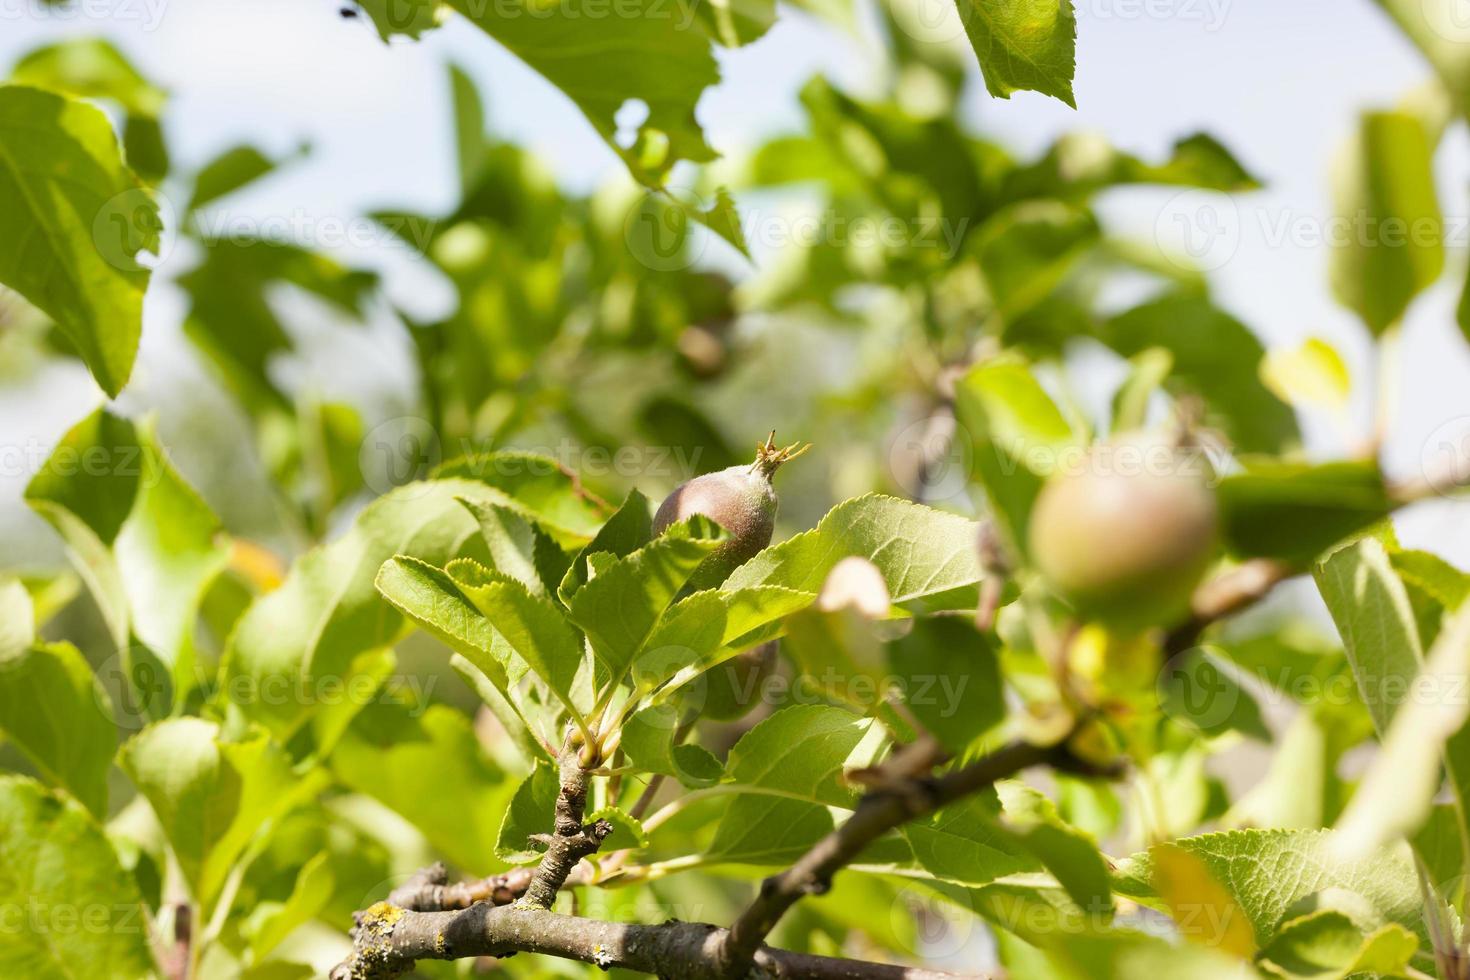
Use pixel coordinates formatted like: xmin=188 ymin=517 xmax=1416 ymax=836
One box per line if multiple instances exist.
xmin=364 ymin=902 xmax=407 ymax=926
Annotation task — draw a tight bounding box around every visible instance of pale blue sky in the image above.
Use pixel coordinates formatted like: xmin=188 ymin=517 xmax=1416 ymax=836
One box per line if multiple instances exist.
xmin=4 ymin=0 xmax=1470 ymax=565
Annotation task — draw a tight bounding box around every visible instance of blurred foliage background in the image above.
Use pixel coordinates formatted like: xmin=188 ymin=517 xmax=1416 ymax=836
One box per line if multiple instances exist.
xmin=4 ymin=0 xmax=1470 ymax=976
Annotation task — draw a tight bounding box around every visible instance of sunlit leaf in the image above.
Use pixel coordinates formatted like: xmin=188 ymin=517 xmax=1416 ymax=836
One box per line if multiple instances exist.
xmin=954 ymin=0 xmax=1078 ymax=107
xmin=1329 ymin=110 xmax=1444 ymax=335
xmin=0 ymin=776 xmax=154 ymax=979
xmin=0 ymin=85 xmax=157 ymax=396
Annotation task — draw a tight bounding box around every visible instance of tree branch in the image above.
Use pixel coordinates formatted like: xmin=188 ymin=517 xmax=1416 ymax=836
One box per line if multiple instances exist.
xmin=1163 ymin=557 xmax=1294 ymax=660
xmin=519 ymin=745 xmax=613 ymax=910
xmin=1162 ymin=452 xmax=1470 ymax=660
xmin=327 ymin=901 xmax=979 ymax=980
xmin=717 ymin=736 xmax=1082 ymax=977
xmin=386 ymin=862 xmax=539 ymax=912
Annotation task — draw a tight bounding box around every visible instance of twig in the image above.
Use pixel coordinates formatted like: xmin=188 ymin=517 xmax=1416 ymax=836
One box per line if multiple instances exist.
xmin=1163 ymin=557 xmax=1294 ymax=660
xmin=387 ymin=863 xmax=540 ymax=912
xmin=519 ymin=745 xmax=613 ymax=910
xmin=1161 ymin=450 xmax=1470 ymax=662
xmin=159 ymin=902 xmax=191 ymax=980
xmin=628 ymin=774 xmax=666 ymax=821
xmin=327 ymin=902 xmax=979 ymax=980
xmin=716 ymin=736 xmax=1082 ymax=977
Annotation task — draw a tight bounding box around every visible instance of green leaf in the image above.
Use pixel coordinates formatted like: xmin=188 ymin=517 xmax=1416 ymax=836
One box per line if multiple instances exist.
xmin=0 ymin=85 xmax=157 ymax=397
xmin=707 ymin=705 xmax=873 ymax=864
xmin=1113 ymin=830 xmax=1423 ymax=950
xmin=1410 ymin=804 xmax=1466 ymax=891
xmin=689 ymin=0 xmax=775 ymax=46
xmin=120 ymin=719 xmax=303 ymax=909
xmin=558 ymin=489 xmax=654 ymax=603
xmin=619 ymin=708 xmax=723 ymax=788
xmin=220 ymin=462 xmax=597 ymax=738
xmin=458 ymin=496 xmax=566 ymax=595
xmin=973 ymin=202 xmax=1100 ymax=322
xmin=0 ymin=576 xmax=34 ymax=661
xmin=635 ymin=396 xmax=739 ymax=474
xmin=925 ymin=781 xmax=1112 ymax=911
xmin=0 ymin=776 xmax=155 ymax=979
xmin=245 ymin=851 xmax=333 ymax=961
xmin=0 ymin=641 xmax=115 ymax=817
xmin=1224 ymin=705 xmax=1363 ymax=832
xmin=1373 ymin=1 xmax=1470 ymax=115
xmin=447 ymin=0 xmax=719 ymax=188
xmin=332 ymin=702 xmax=510 ymax=872
xmin=793 ymin=76 xmax=984 ymax=229
xmin=686 ymin=186 xmax=751 ymax=258
xmin=954 ymin=0 xmax=1078 ymax=107
xmin=954 ymin=354 xmax=1081 ymax=556
xmin=1004 ymin=132 xmax=1262 ymax=202
xmin=449 ymin=558 xmax=593 ymax=726
xmin=1329 ymin=110 xmax=1444 ymax=334
xmin=1111 ymin=347 xmax=1174 ymax=433
xmin=1461 ymin=257 xmax=1470 ymax=345
xmin=1331 ymin=602 xmax=1470 ymax=859
xmin=121 ymin=113 xmax=168 ymax=184
xmin=187 ymin=142 xmax=307 ymax=212
xmin=358 ymin=0 xmax=440 ymax=39
xmin=10 ymin=40 xmax=171 ymax=186
xmin=1317 ymin=521 xmax=1470 ymax=854
xmin=432 ymin=452 xmax=610 ymax=546
xmin=450 ymin=64 xmax=487 ymax=192
xmin=374 ymin=557 xmax=513 ymax=695
xmin=1101 ymin=295 xmax=1299 ymax=454
xmin=587 ymin=806 xmax=649 ymax=852
xmin=10 ymin=39 xmax=169 ymax=185
xmin=900 ymin=790 xmax=1037 ymax=891
xmin=887 ymin=615 xmax=1005 ymax=753
xmin=567 ymin=515 xmax=724 ymax=682
xmin=1314 ymin=538 xmax=1424 ymax=736
xmin=179 ymin=240 xmax=376 ymax=412
xmin=379 ymin=561 xmax=570 ymax=760
xmin=632 ymin=585 xmax=813 ymax=702
xmin=495 ymin=759 xmax=561 ymax=864
xmin=1160 ymin=648 xmax=1270 ymax=742
xmin=1035 ymin=929 xmax=1262 ymax=979
xmin=9 ymin=39 xmax=166 ymax=117
xmin=1257 ymin=911 xmax=1417 ymax=980
xmin=1390 ymin=549 xmax=1470 ymax=609
xmin=451 ymin=653 xmax=552 ymax=765
xmin=725 ymin=494 xmax=987 ymax=610
xmin=1217 ymin=460 xmax=1393 ymax=564
xmin=26 ymin=409 xmax=228 ymax=702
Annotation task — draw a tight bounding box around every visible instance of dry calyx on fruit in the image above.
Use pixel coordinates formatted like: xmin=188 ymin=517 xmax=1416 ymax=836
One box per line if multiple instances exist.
xmin=653 ymin=431 xmax=809 ymax=592
xmin=1026 ymin=429 xmax=1219 ymax=631
xmin=655 ymin=432 xmax=809 ymax=720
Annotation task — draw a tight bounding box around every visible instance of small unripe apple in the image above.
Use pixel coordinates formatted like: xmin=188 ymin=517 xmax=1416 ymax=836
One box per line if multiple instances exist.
xmin=1027 ymin=434 xmax=1218 ymax=630
xmin=653 ymin=433 xmax=808 ymax=591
